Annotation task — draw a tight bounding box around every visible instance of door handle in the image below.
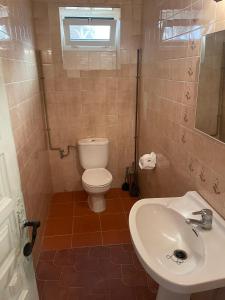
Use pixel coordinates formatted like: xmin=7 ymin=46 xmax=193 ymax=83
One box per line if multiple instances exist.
xmin=23 ymin=221 xmax=40 ymax=257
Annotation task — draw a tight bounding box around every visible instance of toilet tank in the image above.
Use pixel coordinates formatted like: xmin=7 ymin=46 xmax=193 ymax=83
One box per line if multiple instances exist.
xmin=77 ymin=138 xmax=109 ymax=169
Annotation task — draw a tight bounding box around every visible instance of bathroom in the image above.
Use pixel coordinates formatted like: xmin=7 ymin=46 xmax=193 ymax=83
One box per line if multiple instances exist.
xmin=1 ymin=0 xmax=225 ymax=299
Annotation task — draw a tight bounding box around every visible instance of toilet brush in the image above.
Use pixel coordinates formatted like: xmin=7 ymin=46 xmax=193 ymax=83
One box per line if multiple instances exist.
xmin=130 ymin=172 xmax=140 ymax=197
xmin=121 ymin=167 xmax=129 ymax=191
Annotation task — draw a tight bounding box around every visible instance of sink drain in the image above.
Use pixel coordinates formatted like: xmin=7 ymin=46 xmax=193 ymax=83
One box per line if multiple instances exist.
xmin=166 ymin=249 xmax=188 ymax=265
xmin=173 ymin=249 xmax=188 ymax=260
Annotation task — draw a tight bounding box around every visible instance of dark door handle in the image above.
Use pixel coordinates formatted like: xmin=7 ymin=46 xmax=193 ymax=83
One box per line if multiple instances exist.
xmin=23 ymin=221 xmax=40 ymax=257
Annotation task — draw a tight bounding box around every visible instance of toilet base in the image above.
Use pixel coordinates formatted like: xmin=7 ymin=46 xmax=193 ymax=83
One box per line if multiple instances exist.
xmin=88 ymin=194 xmax=106 ymax=213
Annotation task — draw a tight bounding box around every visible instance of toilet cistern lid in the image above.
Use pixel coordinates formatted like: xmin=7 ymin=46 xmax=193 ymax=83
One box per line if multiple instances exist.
xmin=78 ymin=138 xmax=109 ymax=146
xmin=82 ymin=168 xmax=112 ymax=187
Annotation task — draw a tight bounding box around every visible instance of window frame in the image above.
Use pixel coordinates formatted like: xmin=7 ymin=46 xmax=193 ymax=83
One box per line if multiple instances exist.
xmin=63 ymin=17 xmax=117 ymax=49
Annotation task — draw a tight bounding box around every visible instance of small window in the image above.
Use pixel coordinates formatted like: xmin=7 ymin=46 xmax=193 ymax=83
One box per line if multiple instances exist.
xmin=69 ymin=25 xmax=111 ymax=41
xmin=60 ymin=7 xmax=120 ymax=51
xmin=64 ymin=17 xmax=116 ymax=48
xmin=0 ymin=24 xmax=10 ymax=41
xmin=0 ymin=6 xmax=10 ymax=41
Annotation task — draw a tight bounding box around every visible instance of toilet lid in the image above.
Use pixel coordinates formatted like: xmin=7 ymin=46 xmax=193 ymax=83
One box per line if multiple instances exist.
xmin=82 ymin=168 xmax=112 ymax=187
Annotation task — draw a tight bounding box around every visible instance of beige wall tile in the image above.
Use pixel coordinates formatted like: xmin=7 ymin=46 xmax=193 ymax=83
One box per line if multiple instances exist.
xmin=1 ymin=0 xmax=52 ymax=265
xmin=32 ymin=0 xmax=142 ymax=192
xmin=140 ymin=1 xmax=225 ymax=297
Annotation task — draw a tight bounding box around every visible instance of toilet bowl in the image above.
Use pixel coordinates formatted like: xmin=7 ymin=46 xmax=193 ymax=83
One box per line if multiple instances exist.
xmin=77 ymin=138 xmax=113 ymax=213
xmin=82 ymin=168 xmax=112 ymax=212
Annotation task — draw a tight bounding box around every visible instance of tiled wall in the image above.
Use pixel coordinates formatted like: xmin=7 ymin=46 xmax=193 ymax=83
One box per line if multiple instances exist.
xmin=32 ymin=0 xmax=142 ymax=192
xmin=0 ymin=0 xmax=52 ymax=264
xmin=139 ymin=0 xmax=225 ymax=219
xmin=139 ymin=1 xmax=225 ymax=298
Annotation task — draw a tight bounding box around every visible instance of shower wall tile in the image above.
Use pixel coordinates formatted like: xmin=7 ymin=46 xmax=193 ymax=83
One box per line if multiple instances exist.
xmin=139 ymin=0 xmax=225 ymax=234
xmin=32 ymin=0 xmax=142 ymax=192
xmin=0 ymin=0 xmax=52 ymax=265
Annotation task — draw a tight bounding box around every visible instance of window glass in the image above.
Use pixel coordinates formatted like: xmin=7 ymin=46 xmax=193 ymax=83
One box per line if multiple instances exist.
xmin=59 ymin=7 xmax=120 ymax=50
xmin=0 ymin=25 xmax=10 ymax=41
xmin=162 ymin=26 xmax=201 ymax=41
xmin=69 ymin=25 xmax=111 ymax=41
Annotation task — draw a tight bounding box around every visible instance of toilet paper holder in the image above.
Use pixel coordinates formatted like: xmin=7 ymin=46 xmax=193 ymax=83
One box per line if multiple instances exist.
xmin=139 ymin=153 xmax=157 ymax=170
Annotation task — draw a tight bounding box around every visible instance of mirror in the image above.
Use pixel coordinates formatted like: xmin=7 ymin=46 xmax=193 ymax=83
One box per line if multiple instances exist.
xmin=195 ymin=30 xmax=225 ymax=143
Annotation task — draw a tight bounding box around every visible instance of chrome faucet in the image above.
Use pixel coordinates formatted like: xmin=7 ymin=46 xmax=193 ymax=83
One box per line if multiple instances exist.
xmin=185 ymin=209 xmax=213 ymax=230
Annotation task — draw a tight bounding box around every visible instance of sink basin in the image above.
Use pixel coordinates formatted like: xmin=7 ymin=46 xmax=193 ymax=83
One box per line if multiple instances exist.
xmin=129 ymin=192 xmax=225 ymax=300
xmin=136 ymin=204 xmax=205 ymax=275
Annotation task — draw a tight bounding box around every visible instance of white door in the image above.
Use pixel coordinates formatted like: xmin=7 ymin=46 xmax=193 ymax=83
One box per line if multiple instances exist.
xmin=0 ymin=63 xmax=39 ymax=299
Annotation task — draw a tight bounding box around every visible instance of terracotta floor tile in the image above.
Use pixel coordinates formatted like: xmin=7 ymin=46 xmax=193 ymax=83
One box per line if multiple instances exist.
xmin=148 ymin=277 xmax=159 ymax=294
xmin=36 ymin=261 xmax=62 ymax=280
xmin=109 ymin=279 xmax=136 ymax=300
xmin=74 ymin=190 xmax=88 ymax=201
xmin=102 ymin=230 xmax=131 ymax=245
xmin=121 ymin=197 xmax=137 ymax=212
xmin=54 ymin=249 xmax=75 ymax=266
xmin=100 ymin=213 xmax=128 ymax=231
xmin=73 ymin=215 xmax=101 ymax=233
xmin=117 ymin=189 xmax=134 ymax=198
xmin=125 ymin=212 xmax=130 ymax=223
xmin=52 ymin=192 xmax=74 ymax=203
xmin=44 ymin=189 xmax=134 ymax=251
xmin=42 ymin=235 xmax=72 ymax=251
xmin=101 ymin=198 xmax=124 ymax=214
xmin=105 ymin=188 xmax=121 ymax=199
xmin=67 ymin=287 xmax=109 ymax=300
xmin=45 ymin=218 xmax=73 ymax=236
xmin=109 ymin=244 xmax=134 ymax=264
xmin=135 ymin=287 xmax=157 ymax=300
xmin=48 ymin=202 xmax=74 ymax=218
xmin=122 ymin=264 xmax=148 ymax=286
xmin=89 ymin=246 xmax=110 ymax=258
xmin=74 ymin=254 xmax=103 ymax=273
xmin=74 ymin=201 xmax=95 ymax=216
xmin=41 ymin=281 xmax=68 ymax=300
xmin=72 ymin=232 xmax=102 ymax=247
xmin=37 ymin=280 xmax=44 ymax=299
xmin=60 ymin=266 xmax=106 ymax=289
xmin=38 ymin=243 xmax=156 ymax=300
xmin=39 ymin=250 xmax=56 ymax=261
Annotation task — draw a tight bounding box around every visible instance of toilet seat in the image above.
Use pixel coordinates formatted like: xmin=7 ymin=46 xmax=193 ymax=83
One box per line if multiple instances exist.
xmin=82 ymin=168 xmax=112 ymax=187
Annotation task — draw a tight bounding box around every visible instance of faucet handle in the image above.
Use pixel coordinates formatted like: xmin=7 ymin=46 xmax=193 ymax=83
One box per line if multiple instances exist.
xmin=192 ymin=209 xmax=213 ymax=216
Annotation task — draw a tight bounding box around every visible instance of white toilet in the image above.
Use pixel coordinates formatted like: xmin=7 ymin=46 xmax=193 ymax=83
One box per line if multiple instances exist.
xmin=77 ymin=138 xmax=113 ymax=213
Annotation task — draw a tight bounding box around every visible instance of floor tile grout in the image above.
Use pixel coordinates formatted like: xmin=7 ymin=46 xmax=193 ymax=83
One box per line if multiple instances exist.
xmin=42 ymin=189 xmax=137 ymax=251
xmin=98 ymin=213 xmax=103 ymax=246
xmin=37 ymin=243 xmax=157 ymax=299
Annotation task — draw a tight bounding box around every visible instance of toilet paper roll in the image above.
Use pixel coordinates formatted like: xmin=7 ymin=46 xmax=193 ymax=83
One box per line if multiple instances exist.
xmin=139 ymin=152 xmax=156 ymax=170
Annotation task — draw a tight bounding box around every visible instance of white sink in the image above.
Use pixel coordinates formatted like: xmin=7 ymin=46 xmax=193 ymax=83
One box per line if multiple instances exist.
xmin=129 ymin=192 xmax=225 ymax=300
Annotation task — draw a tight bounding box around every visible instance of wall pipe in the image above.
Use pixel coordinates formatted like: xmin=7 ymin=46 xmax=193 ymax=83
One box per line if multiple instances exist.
xmin=134 ymin=48 xmax=142 ymax=173
xmin=129 ymin=48 xmax=142 ymax=198
xmin=36 ymin=50 xmax=76 ymax=159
